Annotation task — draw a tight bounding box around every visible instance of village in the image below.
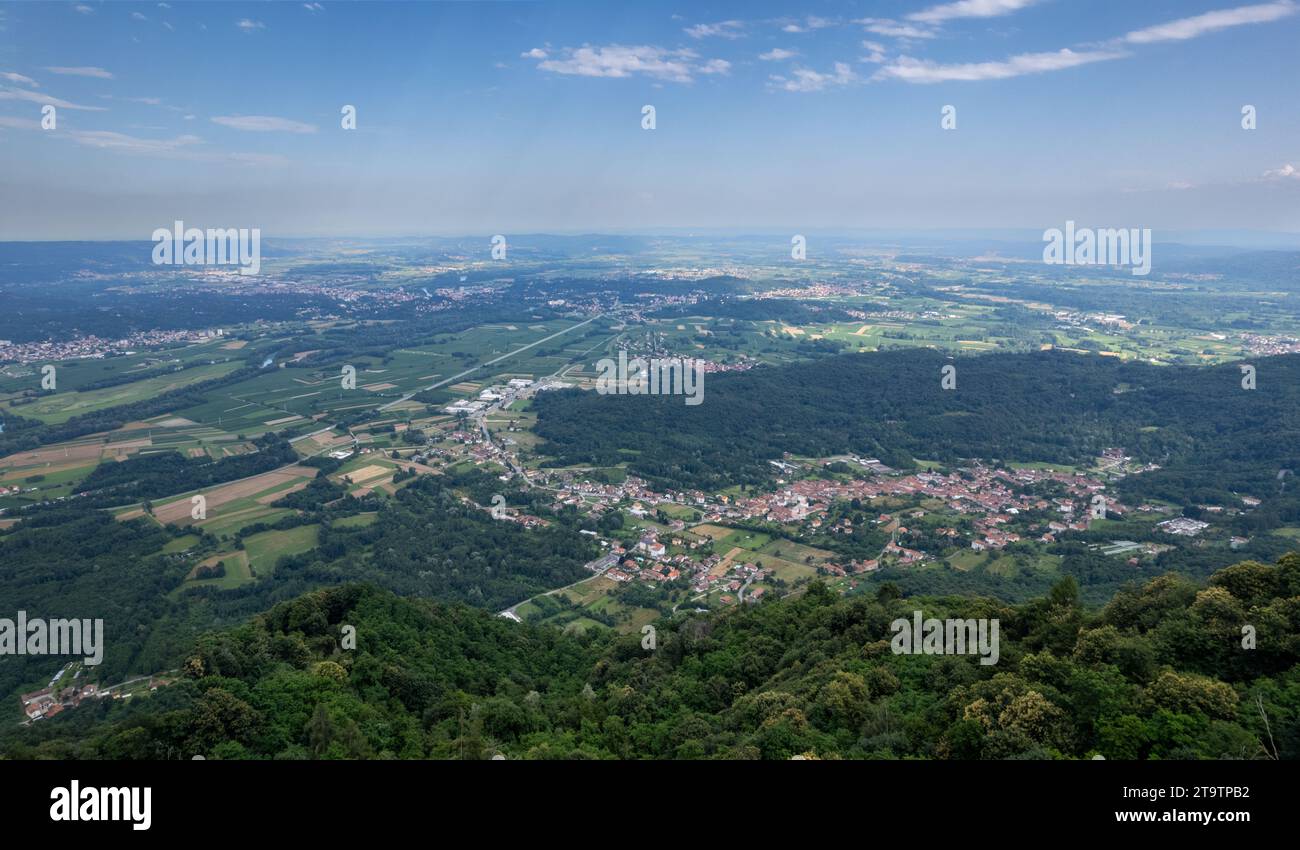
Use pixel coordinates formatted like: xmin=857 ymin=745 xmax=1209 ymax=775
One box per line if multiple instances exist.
xmin=17 ymin=661 xmax=176 ymax=725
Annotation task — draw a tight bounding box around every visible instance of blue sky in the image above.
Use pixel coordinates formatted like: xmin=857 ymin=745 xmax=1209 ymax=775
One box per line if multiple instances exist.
xmin=1 ymin=0 xmax=1298 ymax=239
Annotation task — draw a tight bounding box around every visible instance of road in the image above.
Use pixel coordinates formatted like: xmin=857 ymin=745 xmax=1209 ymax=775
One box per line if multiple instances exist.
xmin=498 ymin=555 xmax=615 ymax=620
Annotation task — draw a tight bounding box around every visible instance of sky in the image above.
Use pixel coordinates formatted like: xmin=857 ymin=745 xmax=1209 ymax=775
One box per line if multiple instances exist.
xmin=1 ymin=0 xmax=1299 ymax=240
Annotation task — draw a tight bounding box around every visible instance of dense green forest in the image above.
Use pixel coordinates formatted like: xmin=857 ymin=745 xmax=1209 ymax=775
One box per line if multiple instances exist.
xmin=532 ymin=349 xmax=1300 ymax=512
xmin=0 ymin=509 xmax=197 ymax=701
xmin=0 ymin=473 xmax=599 ymax=705
xmin=264 ymin=474 xmax=601 ymax=610
xmin=4 ymin=553 xmax=1296 ymax=760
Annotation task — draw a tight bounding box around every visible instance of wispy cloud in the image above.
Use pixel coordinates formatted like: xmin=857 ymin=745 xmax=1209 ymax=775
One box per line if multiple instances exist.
xmin=303 ymin=2 xmax=324 ymax=11
xmin=72 ymin=130 xmax=201 ymax=154
xmin=861 ymin=41 xmax=888 ymax=63
xmin=0 ymin=116 xmax=42 ymax=130
xmin=237 ymin=19 xmax=266 ymax=31
xmin=0 ymin=86 xmax=108 ymax=110
xmin=781 ymin=16 xmax=837 ymax=34
xmin=1 ymin=117 xmax=288 ymax=165
xmin=684 ymin=20 xmax=745 ymax=40
xmin=857 ymin=18 xmax=938 ymax=39
xmin=875 ymin=48 xmax=1123 ymax=83
xmin=1 ymin=71 xmax=38 ymax=87
xmin=528 ymin=45 xmax=728 ymax=83
xmin=73 ymin=4 xmax=94 ymax=14
xmin=759 ymin=48 xmax=798 ymax=61
xmin=909 ymin=0 xmax=1042 ymax=25
xmin=131 ymin=11 xmax=147 ymax=22
xmin=770 ymin=62 xmax=859 ymax=92
xmin=44 ymin=66 xmax=114 ymax=79
xmin=1123 ymin=1 xmax=1297 ymax=44
xmin=211 ymin=114 xmax=318 ymax=133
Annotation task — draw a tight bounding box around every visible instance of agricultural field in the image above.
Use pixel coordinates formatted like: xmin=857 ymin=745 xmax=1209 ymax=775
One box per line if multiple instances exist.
xmin=3 ymin=361 xmax=244 ymax=425
xmin=116 ymin=465 xmax=318 ymax=539
xmin=178 ymin=551 xmax=254 ymax=593
xmin=243 ymin=525 xmax=322 ymax=577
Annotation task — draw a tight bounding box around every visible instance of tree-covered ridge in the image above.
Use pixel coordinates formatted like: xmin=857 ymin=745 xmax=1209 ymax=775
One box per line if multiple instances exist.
xmin=275 ymin=473 xmax=601 ymax=610
xmin=74 ymin=434 xmax=299 ymax=501
xmin=6 ymin=553 xmax=1296 ymax=760
xmin=0 ymin=509 xmax=193 ymax=702
xmin=0 ymin=471 xmax=599 ymax=708
xmin=531 ymin=348 xmax=1300 ymax=499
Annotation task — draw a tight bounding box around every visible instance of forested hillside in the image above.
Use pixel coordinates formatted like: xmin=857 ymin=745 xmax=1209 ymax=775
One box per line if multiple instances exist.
xmin=0 ymin=473 xmax=600 ymax=707
xmin=6 ymin=554 xmax=1296 ymax=760
xmin=532 ymin=349 xmax=1300 ymax=506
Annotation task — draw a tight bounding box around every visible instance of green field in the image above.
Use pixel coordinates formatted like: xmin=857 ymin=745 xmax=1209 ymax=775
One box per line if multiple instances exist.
xmin=243 ymin=525 xmax=321 ymax=576
xmin=5 ymin=361 xmax=244 ymax=424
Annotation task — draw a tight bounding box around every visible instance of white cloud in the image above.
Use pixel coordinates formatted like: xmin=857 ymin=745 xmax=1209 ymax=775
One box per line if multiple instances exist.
xmin=0 ymin=86 xmax=108 ymax=110
xmin=1 ymin=71 xmax=38 ymax=87
xmin=781 ymin=16 xmax=836 ymax=33
xmin=45 ymin=66 xmax=114 ymax=79
xmin=521 ymin=48 xmax=548 ymax=59
xmin=1263 ymin=163 xmax=1300 ymax=180
xmin=861 ymin=41 xmax=887 ymax=63
xmin=759 ymin=48 xmax=797 ymax=61
xmin=237 ymin=19 xmax=266 ymax=31
xmin=684 ymin=20 xmax=745 ymax=39
xmin=529 ymin=45 xmax=726 ymax=83
xmin=1123 ymin=1 xmax=1297 ymax=44
xmin=770 ymin=62 xmax=859 ymax=92
xmin=303 ymin=2 xmax=324 ymax=11
xmin=909 ymin=0 xmax=1041 ymax=25
xmin=875 ymin=48 xmax=1123 ymax=83
xmin=857 ymin=18 xmax=938 ymax=39
xmin=74 ymin=4 xmax=94 ymax=14
xmin=211 ymin=114 xmax=318 ymax=133
xmin=131 ymin=12 xmax=147 ymax=21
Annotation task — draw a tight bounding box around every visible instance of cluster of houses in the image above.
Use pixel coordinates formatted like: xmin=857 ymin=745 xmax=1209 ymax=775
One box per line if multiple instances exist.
xmin=18 ymin=674 xmax=177 ymax=724
xmin=580 ymin=530 xmax=775 ymax=603
xmin=20 ymin=682 xmax=102 ymax=721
